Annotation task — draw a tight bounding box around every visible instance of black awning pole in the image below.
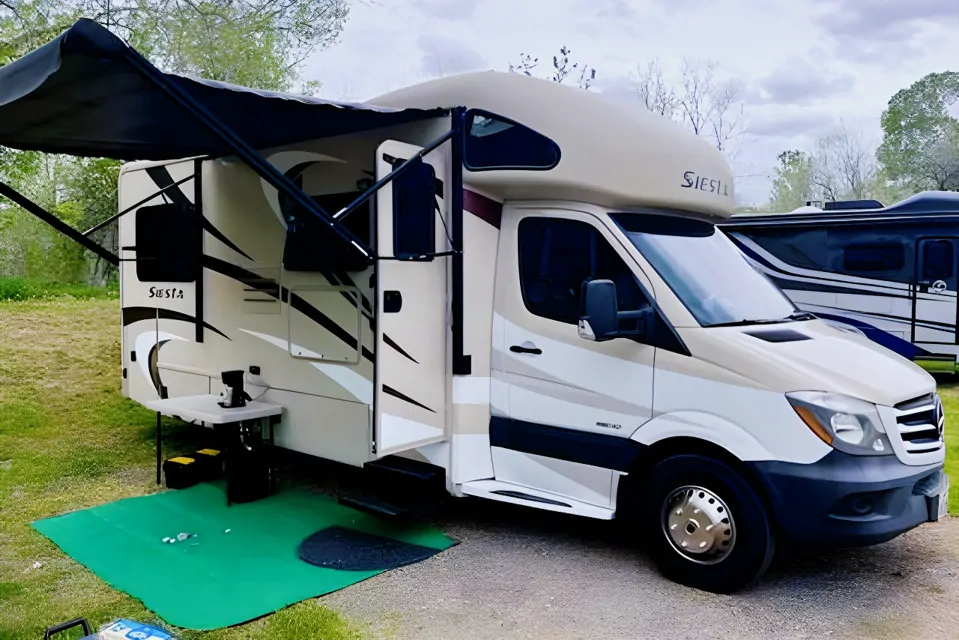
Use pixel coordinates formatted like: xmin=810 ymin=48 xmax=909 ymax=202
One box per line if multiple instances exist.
xmin=120 ymin=49 xmax=378 ymax=261
xmin=0 ymin=180 xmax=120 ymax=266
xmin=83 ymin=173 xmax=196 ymax=237
xmin=333 ymin=129 xmax=455 ymax=224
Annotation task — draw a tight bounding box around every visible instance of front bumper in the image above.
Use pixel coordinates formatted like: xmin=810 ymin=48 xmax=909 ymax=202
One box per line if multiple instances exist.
xmin=750 ymin=452 xmax=947 ymax=547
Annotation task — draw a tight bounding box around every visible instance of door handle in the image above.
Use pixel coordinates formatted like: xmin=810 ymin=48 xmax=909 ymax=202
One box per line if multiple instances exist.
xmin=510 ymin=344 xmax=542 ymax=355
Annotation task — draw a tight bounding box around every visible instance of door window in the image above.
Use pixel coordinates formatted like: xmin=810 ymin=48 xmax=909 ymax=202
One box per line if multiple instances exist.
xmin=922 ymin=240 xmax=955 ymax=283
xmin=517 ymin=217 xmax=650 ymax=330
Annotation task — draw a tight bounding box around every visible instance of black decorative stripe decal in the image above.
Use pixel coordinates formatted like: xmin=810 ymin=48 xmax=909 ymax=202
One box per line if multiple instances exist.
xmin=148 ymin=341 xmax=162 ymax=393
xmin=144 ymin=166 xmax=254 ymax=262
xmin=490 ymin=417 xmax=644 ymax=472
xmin=383 ymin=385 xmax=435 ymax=413
xmin=202 ymin=255 xmax=376 ymax=363
xmin=121 ymin=306 xmax=231 ymax=341
xmin=383 ymin=334 xmax=419 ymax=364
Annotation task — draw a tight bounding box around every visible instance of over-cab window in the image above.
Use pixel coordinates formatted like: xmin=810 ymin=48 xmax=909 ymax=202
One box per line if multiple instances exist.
xmin=464 ymin=110 xmax=560 ymax=171
xmin=517 ymin=217 xmax=649 ymax=328
xmin=135 ymin=203 xmax=199 ymax=283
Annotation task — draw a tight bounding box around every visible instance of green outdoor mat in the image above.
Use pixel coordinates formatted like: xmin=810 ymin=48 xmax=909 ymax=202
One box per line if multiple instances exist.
xmin=32 ymin=482 xmax=455 ymax=630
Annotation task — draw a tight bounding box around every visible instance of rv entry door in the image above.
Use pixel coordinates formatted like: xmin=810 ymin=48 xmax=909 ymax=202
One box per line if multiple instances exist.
xmin=372 ymin=140 xmax=449 ymax=457
xmin=913 ymin=238 xmax=959 ymax=345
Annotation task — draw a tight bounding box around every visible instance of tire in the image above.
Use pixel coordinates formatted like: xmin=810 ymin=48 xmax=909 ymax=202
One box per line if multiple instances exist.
xmin=636 ymin=453 xmax=775 ymax=594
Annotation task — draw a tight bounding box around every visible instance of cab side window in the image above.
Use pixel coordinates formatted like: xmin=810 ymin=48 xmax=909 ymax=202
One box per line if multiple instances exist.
xmin=518 ymin=217 xmax=650 ymax=328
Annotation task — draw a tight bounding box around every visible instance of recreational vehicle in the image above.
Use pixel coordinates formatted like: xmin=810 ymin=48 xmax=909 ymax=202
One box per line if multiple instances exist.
xmin=0 ymin=20 xmax=948 ymax=594
xmin=723 ymin=193 xmax=959 ymax=372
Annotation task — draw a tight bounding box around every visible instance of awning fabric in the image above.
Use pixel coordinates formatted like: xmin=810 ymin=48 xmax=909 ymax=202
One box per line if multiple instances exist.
xmin=0 ymin=19 xmax=449 ymax=161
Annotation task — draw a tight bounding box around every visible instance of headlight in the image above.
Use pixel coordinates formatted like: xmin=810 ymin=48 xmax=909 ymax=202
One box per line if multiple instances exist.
xmin=786 ymin=391 xmax=894 ymax=456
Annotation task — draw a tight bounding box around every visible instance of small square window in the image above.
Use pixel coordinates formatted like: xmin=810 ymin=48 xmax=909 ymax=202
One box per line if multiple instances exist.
xmin=135 ymin=203 xmax=200 ymax=283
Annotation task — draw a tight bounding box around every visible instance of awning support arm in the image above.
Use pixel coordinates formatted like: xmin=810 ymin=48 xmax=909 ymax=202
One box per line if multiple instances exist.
xmin=83 ymin=173 xmax=196 ymax=237
xmin=0 ymin=179 xmax=120 ymax=266
xmin=119 ymin=48 xmax=378 ymax=261
xmin=332 ymin=129 xmax=455 ymax=223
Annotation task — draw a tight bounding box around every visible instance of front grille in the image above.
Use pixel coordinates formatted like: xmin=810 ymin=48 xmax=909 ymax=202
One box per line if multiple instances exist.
xmin=892 ymin=392 xmax=945 ymax=454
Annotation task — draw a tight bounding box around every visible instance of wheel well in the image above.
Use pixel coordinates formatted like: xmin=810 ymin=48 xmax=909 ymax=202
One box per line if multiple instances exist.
xmin=618 ymin=437 xmax=777 ymax=527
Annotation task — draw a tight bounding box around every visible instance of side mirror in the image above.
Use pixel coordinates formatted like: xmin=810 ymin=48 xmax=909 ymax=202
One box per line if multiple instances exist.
xmin=579 ymin=279 xmax=619 ymax=341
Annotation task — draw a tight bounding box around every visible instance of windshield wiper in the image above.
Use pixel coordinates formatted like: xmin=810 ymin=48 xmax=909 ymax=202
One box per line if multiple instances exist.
xmin=787 ymin=310 xmax=817 ymax=321
xmin=708 ymin=318 xmax=790 ymax=328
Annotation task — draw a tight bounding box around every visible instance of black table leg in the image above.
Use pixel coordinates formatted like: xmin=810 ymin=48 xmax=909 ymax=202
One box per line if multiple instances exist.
xmin=156 ymin=411 xmax=162 ymax=486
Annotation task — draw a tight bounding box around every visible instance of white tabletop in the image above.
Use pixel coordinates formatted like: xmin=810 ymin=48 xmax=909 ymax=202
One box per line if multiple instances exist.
xmin=146 ymin=394 xmax=283 ymax=424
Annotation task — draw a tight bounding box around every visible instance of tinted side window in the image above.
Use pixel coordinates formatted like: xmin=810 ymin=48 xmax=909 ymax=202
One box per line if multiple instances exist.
xmin=518 ymin=217 xmax=649 ymax=326
xmin=135 ymin=203 xmax=199 ymax=283
xmin=741 ymin=228 xmax=829 ymax=271
xmin=842 ymin=241 xmax=905 ymax=272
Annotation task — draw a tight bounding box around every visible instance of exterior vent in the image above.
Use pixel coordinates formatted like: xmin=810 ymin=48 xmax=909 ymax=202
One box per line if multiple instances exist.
xmin=744 ymin=329 xmax=811 ymax=343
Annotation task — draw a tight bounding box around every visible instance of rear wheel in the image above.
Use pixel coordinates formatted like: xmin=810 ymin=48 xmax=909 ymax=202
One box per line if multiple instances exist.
xmin=637 ymin=453 xmax=775 ymax=593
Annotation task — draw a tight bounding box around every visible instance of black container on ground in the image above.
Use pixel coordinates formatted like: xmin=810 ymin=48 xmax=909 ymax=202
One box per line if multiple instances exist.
xmin=163 ymin=455 xmax=200 ymax=489
xmin=220 ymin=423 xmax=271 ymax=504
xmin=191 ymin=448 xmax=224 ymax=482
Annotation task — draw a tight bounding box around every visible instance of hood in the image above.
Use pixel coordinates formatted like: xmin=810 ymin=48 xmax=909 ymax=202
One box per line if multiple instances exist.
xmin=680 ymin=319 xmax=936 ymax=407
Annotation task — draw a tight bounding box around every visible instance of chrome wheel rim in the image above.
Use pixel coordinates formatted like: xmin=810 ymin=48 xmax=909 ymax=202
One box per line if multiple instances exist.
xmin=661 ymin=485 xmax=736 ymax=565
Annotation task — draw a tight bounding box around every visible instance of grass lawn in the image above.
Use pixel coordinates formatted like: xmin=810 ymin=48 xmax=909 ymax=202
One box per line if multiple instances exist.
xmin=0 ymin=298 xmax=363 ymax=640
xmin=1 ymin=296 xmax=957 ymax=639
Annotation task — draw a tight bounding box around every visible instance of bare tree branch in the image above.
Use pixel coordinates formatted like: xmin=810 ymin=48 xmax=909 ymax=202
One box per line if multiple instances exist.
xmin=631 ymin=59 xmax=678 ymax=118
xmin=811 ymin=120 xmax=878 ymax=201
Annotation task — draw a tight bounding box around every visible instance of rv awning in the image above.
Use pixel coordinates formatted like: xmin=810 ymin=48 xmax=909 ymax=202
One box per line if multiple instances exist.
xmin=0 ymin=18 xmax=448 ymax=161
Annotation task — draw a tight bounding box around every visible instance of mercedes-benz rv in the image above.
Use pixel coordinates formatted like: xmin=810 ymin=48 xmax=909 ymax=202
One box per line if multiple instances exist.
xmin=723 ymin=193 xmax=959 ymax=373
xmin=105 ymin=72 xmax=948 ymax=593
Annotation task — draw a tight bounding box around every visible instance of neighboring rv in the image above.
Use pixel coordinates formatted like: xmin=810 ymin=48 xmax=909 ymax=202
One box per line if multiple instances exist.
xmin=115 ymin=73 xmax=948 ymax=593
xmin=0 ymin=21 xmax=947 ymax=594
xmin=722 ymin=193 xmax=959 ymax=372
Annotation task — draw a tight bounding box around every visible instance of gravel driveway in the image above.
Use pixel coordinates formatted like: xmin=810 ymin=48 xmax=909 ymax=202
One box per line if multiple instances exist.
xmin=319 ymin=498 xmax=959 ymax=640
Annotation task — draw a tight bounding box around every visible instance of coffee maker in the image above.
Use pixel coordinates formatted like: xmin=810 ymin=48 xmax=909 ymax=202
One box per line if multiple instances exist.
xmin=218 ymin=369 xmax=252 ymax=408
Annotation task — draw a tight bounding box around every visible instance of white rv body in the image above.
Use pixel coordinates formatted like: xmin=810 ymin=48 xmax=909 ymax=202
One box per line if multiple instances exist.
xmin=118 ymin=72 xmax=947 ymax=592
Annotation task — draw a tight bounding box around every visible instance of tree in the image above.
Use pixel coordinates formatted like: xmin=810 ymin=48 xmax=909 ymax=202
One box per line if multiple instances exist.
xmin=631 ymin=58 xmax=746 ymax=154
xmin=765 ymin=122 xmax=908 ymax=212
xmin=0 ymin=0 xmax=349 ymax=283
xmin=1 ymin=0 xmax=348 ymax=92
xmin=877 ymin=71 xmax=959 ymax=191
xmin=811 ymin=121 xmax=877 ymax=202
xmin=633 ymin=58 xmax=679 ymax=119
xmin=768 ymin=150 xmax=814 ymax=212
xmin=508 ymin=45 xmax=596 ymax=90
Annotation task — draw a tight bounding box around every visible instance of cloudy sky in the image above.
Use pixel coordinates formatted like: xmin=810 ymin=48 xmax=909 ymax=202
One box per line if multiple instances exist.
xmin=305 ymin=0 xmax=959 ymax=206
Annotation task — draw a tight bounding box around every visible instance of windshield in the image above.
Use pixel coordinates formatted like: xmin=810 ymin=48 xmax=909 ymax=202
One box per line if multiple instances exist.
xmin=612 ymin=213 xmax=798 ymax=327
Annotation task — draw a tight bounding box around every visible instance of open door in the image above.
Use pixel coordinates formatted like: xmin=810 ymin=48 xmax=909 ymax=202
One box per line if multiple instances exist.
xmin=373 ymin=140 xmax=449 ymax=456
xmin=912 ymin=237 xmax=959 ymax=346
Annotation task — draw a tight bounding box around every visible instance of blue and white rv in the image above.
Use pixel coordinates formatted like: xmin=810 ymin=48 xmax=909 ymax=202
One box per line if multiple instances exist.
xmin=722 ymin=191 xmax=959 ymax=372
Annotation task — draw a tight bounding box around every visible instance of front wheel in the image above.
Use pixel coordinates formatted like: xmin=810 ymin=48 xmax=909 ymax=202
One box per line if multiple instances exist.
xmin=637 ymin=454 xmax=775 ymax=593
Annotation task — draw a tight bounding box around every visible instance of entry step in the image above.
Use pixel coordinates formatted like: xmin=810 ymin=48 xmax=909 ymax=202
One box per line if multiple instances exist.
xmin=459 ymin=479 xmax=614 ymax=520
xmin=338 ymin=495 xmax=409 ymax=518
xmin=365 ymin=455 xmax=444 ymax=482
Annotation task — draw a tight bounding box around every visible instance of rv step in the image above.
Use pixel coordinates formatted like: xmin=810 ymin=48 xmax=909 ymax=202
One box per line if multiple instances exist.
xmin=459 ymin=479 xmax=615 ymax=520
xmin=365 ymin=455 xmax=443 ymax=481
xmin=338 ymin=495 xmax=409 ymax=518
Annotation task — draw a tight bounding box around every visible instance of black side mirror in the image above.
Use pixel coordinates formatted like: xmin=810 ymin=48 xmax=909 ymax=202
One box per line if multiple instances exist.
xmin=579 ymin=279 xmax=653 ymax=342
xmin=579 ymin=279 xmax=619 ymax=341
